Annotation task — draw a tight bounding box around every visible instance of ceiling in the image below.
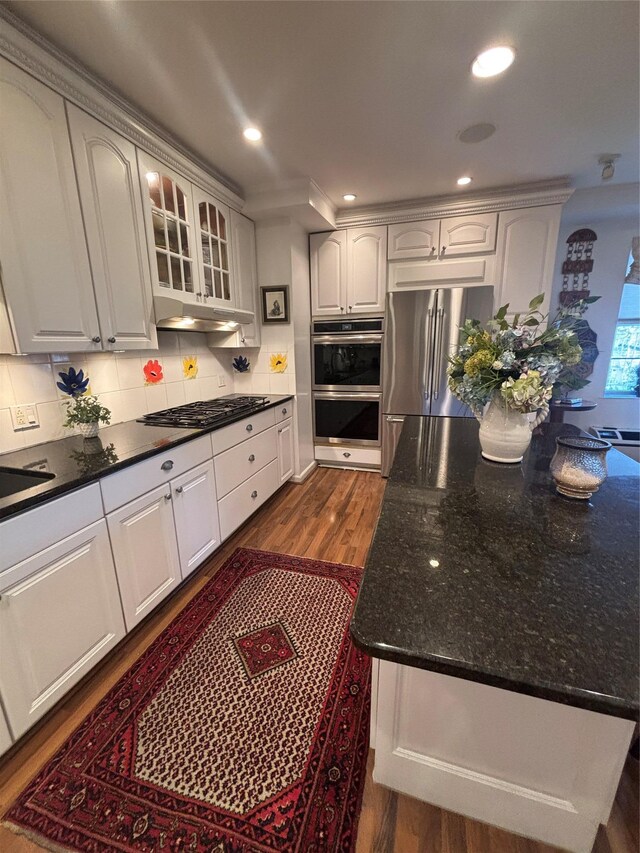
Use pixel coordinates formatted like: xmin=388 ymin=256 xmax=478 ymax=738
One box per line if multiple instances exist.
xmin=4 ymin=0 xmax=639 ymax=208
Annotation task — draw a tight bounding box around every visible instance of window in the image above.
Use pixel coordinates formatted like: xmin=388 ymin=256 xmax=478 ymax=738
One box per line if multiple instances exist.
xmin=605 ymin=253 xmax=640 ymax=396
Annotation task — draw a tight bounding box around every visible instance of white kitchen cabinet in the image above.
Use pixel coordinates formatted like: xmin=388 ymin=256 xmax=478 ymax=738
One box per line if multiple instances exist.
xmin=171 ymin=459 xmax=221 ymax=578
xmin=214 ymin=425 xmax=278 ymax=498
xmin=311 ymin=226 xmax=386 ymax=316
xmin=218 ymin=458 xmax=280 ymax=541
xmin=347 ymin=226 xmax=387 ymax=313
xmin=230 ymin=210 xmax=261 ymax=346
xmin=494 ymin=205 xmax=562 ymax=317
xmin=310 ymin=231 xmax=347 ymax=316
xmin=191 ymin=184 xmax=234 ymax=307
xmin=68 ymin=105 xmax=157 ymax=351
xmin=138 ymin=151 xmax=200 ymax=304
xmin=107 ymin=484 xmax=181 ymax=631
xmin=0 ymin=519 xmax=125 ymax=739
xmin=0 ymin=704 xmax=12 ymax=755
xmin=277 ymin=418 xmax=294 ymax=484
xmin=0 ymin=57 xmax=100 ymax=353
xmin=388 ymin=213 xmax=497 ymax=260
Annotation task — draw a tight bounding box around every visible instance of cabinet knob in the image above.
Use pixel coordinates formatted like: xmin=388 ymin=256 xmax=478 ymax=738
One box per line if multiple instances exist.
xmin=348 ymin=305 xmax=352 ymax=312
xmin=107 ymin=336 xmax=116 ymax=344
xmin=161 ymin=460 xmax=174 ymax=471
xmin=282 ymin=407 xmax=287 ymax=415
xmin=164 ymin=493 xmax=172 ymax=501
xmin=340 ymin=307 xmax=344 ymax=312
xmin=343 ymin=451 xmax=352 ymax=458
xmin=246 ymin=424 xmax=253 ymax=432
xmin=248 ymin=454 xmax=255 ymax=462
xmin=92 ymin=336 xmax=101 ymax=343
xmin=251 ymin=490 xmax=258 ymax=499
xmin=175 ymin=486 xmax=183 ymax=494
xmin=441 ymin=245 xmax=446 ymax=255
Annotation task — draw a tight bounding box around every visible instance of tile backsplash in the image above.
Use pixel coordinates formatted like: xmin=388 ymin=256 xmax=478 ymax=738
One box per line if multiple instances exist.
xmin=0 ymin=330 xmax=296 ymax=454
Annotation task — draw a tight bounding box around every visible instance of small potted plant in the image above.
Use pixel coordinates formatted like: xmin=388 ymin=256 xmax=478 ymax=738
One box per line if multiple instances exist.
xmin=57 ymin=367 xmax=111 ymax=438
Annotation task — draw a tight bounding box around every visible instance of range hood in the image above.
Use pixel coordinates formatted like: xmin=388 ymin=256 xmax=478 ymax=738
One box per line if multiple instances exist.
xmin=153 ymin=295 xmax=255 ymax=333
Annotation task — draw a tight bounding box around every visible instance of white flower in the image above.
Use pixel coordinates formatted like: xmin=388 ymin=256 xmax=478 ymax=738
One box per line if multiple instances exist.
xmin=492 ymin=360 xmax=504 ymax=370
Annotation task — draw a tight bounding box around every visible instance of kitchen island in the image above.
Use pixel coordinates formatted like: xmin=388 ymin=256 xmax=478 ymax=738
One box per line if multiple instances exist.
xmin=351 ymin=416 xmax=639 ymax=853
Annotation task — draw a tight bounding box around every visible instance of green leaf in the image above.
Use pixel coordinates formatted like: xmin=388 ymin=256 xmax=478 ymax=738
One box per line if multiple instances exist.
xmin=523 ymin=318 xmax=540 ymax=326
xmin=528 ymin=294 xmax=545 ymax=311
xmin=512 ymin=313 xmax=521 ymax=327
xmin=496 ymin=305 xmax=508 ymax=321
xmin=583 ymin=295 xmax=601 ymax=304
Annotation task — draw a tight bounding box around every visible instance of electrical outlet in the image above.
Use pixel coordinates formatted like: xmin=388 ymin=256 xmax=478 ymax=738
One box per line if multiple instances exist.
xmin=218 ymin=375 xmax=226 ymax=388
xmin=10 ymin=404 xmax=40 ymax=431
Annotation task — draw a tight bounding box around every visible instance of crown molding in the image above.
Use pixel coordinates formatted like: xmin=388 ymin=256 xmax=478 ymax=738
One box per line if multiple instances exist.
xmin=0 ymin=7 xmax=245 ymax=210
xmin=334 ymin=179 xmax=574 ymax=228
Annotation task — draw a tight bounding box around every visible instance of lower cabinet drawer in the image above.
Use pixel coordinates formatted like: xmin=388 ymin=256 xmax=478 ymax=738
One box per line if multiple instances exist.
xmin=214 ymin=426 xmax=278 ymax=498
xmin=315 ymin=445 xmax=382 ymax=467
xmin=211 ymin=407 xmax=276 ymax=456
xmin=218 ymin=459 xmax=279 ymax=541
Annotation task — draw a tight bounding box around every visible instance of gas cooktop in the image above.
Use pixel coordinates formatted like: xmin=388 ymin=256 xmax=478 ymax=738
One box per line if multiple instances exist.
xmin=137 ymin=395 xmax=269 ymax=429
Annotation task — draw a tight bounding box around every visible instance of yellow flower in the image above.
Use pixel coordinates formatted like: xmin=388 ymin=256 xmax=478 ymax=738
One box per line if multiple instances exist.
xmin=182 ymin=356 xmax=198 ymax=379
xmin=269 ymin=353 xmax=288 ymax=373
xmin=464 ymin=350 xmax=494 ymax=377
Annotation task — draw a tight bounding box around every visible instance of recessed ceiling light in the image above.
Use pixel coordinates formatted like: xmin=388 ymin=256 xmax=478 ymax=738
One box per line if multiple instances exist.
xmin=243 ymin=127 xmax=262 ymax=142
xmin=472 ymin=46 xmax=515 ymax=78
xmin=343 ymin=193 xmax=357 ymax=201
xmin=457 ymin=176 xmax=473 ymax=186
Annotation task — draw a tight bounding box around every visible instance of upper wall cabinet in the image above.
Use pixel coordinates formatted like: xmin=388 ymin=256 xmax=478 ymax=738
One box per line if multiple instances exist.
xmin=230 ymin=210 xmax=260 ymax=347
xmin=495 ymin=205 xmax=562 ymax=317
xmin=191 ymin=185 xmax=234 ymax=308
xmin=0 ymin=58 xmax=100 ymax=352
xmin=138 ymin=151 xmax=200 ymax=305
xmin=311 ymin=226 xmax=386 ymax=316
xmin=388 ymin=213 xmax=497 ymax=260
xmin=68 ymin=105 xmax=157 ymax=351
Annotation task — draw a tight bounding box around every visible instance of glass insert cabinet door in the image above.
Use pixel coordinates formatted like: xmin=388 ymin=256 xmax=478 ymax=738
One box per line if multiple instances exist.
xmin=191 ymin=185 xmax=233 ymax=306
xmin=139 ymin=154 xmax=198 ymax=301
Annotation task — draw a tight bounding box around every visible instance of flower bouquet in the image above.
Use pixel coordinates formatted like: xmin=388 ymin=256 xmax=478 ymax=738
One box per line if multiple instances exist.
xmin=57 ymin=367 xmax=111 ymax=438
xmin=447 ymin=294 xmax=588 ymax=462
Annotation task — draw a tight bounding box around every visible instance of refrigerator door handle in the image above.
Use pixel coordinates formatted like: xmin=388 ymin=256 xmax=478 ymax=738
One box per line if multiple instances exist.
xmin=386 ymin=415 xmax=405 ymax=423
xmin=423 ymin=308 xmax=433 ymax=401
xmin=433 ymin=307 xmax=445 ymax=400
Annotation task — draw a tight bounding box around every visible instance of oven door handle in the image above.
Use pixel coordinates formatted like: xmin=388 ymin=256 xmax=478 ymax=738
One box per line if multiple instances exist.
xmin=313 ymin=392 xmax=381 ymax=402
xmin=312 ymin=334 xmax=383 ymax=344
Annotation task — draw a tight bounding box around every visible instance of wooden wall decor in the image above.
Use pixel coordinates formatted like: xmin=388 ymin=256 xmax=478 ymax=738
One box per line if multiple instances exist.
xmin=560 ymin=228 xmax=597 ymax=309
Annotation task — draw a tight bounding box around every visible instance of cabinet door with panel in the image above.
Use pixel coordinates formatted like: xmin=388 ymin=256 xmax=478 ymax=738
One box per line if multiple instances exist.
xmin=440 ymin=213 xmax=497 ymax=257
xmin=495 ymin=205 xmax=562 ymax=317
xmin=230 ymin=210 xmax=260 ymax=346
xmin=68 ymin=105 xmax=157 ymax=351
xmin=388 ymin=219 xmax=439 ymax=260
xmin=0 ymin=57 xmax=100 ymax=353
xmin=347 ymin=226 xmax=387 ymax=314
xmin=107 ymin=483 xmax=181 ymax=631
xmin=0 ymin=519 xmax=125 ymax=739
xmin=171 ymin=460 xmax=221 ymax=578
xmin=0 ymin=704 xmax=12 ymax=755
xmin=138 ymin=152 xmax=200 ymax=304
xmin=277 ymin=418 xmax=294 ymax=484
xmin=310 ymin=231 xmax=347 ymax=316
xmin=191 ymin=186 xmax=233 ymax=307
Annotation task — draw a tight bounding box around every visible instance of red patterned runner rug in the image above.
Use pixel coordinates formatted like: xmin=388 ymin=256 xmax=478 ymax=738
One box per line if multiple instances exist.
xmin=4 ymin=548 xmax=370 ymax=852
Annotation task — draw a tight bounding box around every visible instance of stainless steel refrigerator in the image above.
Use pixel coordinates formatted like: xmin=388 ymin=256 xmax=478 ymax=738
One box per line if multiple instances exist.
xmin=381 ymin=286 xmax=494 ymax=475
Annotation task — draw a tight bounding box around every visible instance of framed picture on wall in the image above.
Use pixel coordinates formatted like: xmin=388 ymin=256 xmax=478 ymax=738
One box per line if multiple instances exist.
xmin=261 ymin=286 xmax=290 ymax=323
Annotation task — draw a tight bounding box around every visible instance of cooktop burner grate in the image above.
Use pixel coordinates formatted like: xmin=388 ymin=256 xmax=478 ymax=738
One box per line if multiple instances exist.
xmin=137 ymin=395 xmax=269 ymax=428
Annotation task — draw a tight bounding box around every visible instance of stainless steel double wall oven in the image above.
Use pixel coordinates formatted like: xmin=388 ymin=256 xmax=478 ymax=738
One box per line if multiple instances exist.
xmin=312 ymin=317 xmax=383 ymax=446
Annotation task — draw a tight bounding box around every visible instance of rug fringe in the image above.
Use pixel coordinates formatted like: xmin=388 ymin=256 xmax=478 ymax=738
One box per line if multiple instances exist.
xmin=2 ymin=820 xmax=75 ymax=853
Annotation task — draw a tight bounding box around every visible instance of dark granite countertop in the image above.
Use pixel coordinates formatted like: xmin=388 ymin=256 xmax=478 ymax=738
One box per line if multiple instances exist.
xmin=350 ymin=416 xmax=639 ymax=720
xmin=0 ymin=395 xmax=293 ymax=521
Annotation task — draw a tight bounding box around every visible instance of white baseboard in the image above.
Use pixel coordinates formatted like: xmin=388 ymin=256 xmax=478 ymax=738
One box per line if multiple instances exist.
xmin=291 ymin=460 xmax=317 ymax=483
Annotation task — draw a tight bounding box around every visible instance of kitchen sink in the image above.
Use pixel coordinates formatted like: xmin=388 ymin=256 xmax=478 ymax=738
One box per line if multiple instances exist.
xmin=0 ymin=466 xmax=55 ymax=499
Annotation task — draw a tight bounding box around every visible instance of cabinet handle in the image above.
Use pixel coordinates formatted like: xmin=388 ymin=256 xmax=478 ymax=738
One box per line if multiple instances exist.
xmin=278 ymin=428 xmax=283 ymax=434
xmin=248 ymin=454 xmax=255 ymax=462
xmin=164 ymin=493 xmax=172 ymax=501
xmin=92 ymin=336 xmax=101 ymax=343
xmin=340 ymin=306 xmax=344 ymax=312
xmin=251 ymin=490 xmax=258 ymax=499
xmin=282 ymin=407 xmax=287 ymax=415
xmin=441 ymin=245 xmax=446 ymax=255
xmin=343 ymin=451 xmax=352 ymax=458
xmin=161 ymin=460 xmax=174 ymax=471
xmin=348 ymin=305 xmax=352 ymax=312
xmin=246 ymin=424 xmax=253 ymax=432
xmin=175 ymin=486 xmax=183 ymax=494
xmin=430 ymin=246 xmax=437 ymax=255
xmin=107 ymin=336 xmax=116 ymax=344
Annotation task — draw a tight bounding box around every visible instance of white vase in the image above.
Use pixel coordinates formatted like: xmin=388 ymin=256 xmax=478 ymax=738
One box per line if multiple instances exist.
xmin=476 ymin=395 xmax=546 ymax=463
xmin=77 ymin=421 xmax=100 ymax=439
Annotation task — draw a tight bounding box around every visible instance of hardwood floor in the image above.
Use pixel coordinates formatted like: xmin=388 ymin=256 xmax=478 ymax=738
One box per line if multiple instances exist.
xmin=0 ymin=467 xmax=637 ymax=853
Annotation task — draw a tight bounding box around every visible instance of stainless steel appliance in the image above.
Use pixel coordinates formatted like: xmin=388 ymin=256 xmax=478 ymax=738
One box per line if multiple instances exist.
xmin=137 ymin=395 xmax=269 ymax=429
xmin=382 ymin=287 xmax=493 ymax=475
xmin=312 ymin=318 xmax=383 ymax=449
